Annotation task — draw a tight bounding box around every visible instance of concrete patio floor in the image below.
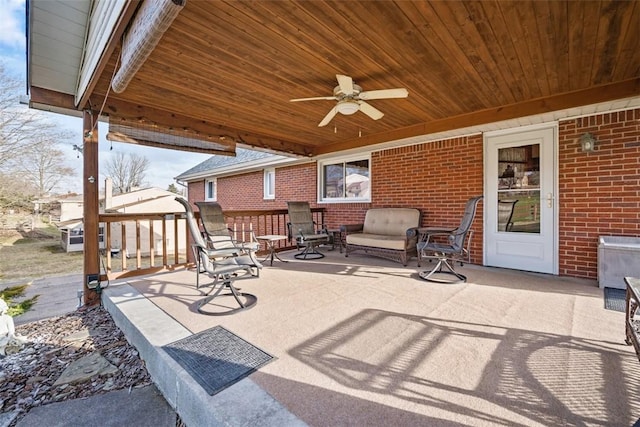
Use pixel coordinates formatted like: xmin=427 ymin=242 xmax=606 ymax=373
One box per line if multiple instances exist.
xmin=102 ymin=248 xmax=640 ymax=427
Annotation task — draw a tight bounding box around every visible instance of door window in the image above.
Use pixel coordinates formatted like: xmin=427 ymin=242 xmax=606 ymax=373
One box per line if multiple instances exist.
xmin=497 ymin=144 xmax=540 ymax=233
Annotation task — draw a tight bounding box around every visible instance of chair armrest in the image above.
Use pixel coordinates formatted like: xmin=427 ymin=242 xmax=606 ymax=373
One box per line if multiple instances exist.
xmin=417 ymin=227 xmax=457 ymax=243
xmin=417 ymin=227 xmax=456 ymax=236
xmin=340 ymin=223 xmax=364 ymax=234
xmin=243 ymin=229 xmax=260 ymax=245
xmin=204 ymin=247 xmax=243 ymax=259
xmin=406 ymin=227 xmax=419 ymax=239
xmin=449 ymin=227 xmax=467 ymax=237
xmin=236 ymin=240 xmax=260 ymax=252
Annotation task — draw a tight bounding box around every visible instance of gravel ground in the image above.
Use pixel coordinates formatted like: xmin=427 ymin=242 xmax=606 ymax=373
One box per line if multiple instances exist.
xmin=0 ymin=305 xmax=155 ymax=426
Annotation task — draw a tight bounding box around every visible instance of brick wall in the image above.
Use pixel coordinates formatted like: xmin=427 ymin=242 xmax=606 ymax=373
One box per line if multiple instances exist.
xmin=187 ymin=163 xmax=316 ymax=210
xmin=186 ymin=107 xmax=640 ymax=279
xmin=369 ymin=135 xmax=485 ymax=263
xmin=188 ymin=136 xmax=485 ymax=264
xmin=187 ymin=163 xmax=320 ymax=252
xmin=558 ymin=108 xmax=640 ymax=278
xmin=217 ymin=172 xmax=265 ymax=209
xmin=188 ymin=180 xmax=205 ymax=204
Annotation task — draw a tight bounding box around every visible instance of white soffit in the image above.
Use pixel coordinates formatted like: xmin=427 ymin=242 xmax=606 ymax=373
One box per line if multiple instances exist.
xmin=29 ymin=0 xmax=91 ymax=95
xmin=318 ymin=95 xmax=640 ymax=160
xmin=76 ymin=0 xmax=128 ymax=105
xmin=395 ymin=96 xmax=640 ymax=148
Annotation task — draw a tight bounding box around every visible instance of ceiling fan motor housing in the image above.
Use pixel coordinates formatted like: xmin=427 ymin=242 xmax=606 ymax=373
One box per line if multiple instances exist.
xmin=333 ymin=84 xmax=363 ymax=99
xmin=333 ymin=83 xmax=362 ymax=115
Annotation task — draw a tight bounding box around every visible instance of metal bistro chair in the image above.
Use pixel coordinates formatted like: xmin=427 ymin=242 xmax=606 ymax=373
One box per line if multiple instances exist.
xmin=417 ymin=196 xmax=483 ymax=283
xmin=287 ymin=201 xmax=330 ymax=260
xmin=176 ymin=197 xmax=261 ymax=315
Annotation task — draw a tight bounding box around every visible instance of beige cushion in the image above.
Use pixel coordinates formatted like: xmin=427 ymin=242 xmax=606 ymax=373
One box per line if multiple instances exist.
xmin=346 ymin=233 xmax=408 ymax=250
xmin=362 ymin=208 xmax=420 ymax=236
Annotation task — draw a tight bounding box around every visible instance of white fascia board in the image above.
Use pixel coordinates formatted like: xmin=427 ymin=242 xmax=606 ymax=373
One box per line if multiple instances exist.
xmin=75 ymin=0 xmax=128 ymax=105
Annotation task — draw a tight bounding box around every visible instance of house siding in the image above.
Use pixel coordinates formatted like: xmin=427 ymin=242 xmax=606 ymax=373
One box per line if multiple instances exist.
xmin=187 ymin=108 xmax=640 ymax=280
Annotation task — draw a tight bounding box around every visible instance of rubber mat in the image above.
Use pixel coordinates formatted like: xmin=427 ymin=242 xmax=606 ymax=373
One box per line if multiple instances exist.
xmin=163 ymin=326 xmax=274 ymax=395
xmin=604 ymin=287 xmax=626 ymax=312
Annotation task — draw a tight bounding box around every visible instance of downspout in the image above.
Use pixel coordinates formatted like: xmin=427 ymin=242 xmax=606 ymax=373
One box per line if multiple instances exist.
xmin=175 ymin=179 xmax=188 ymax=198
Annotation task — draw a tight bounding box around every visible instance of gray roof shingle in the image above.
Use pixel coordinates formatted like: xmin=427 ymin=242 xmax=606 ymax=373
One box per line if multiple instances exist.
xmin=175 ymin=148 xmax=288 ymax=180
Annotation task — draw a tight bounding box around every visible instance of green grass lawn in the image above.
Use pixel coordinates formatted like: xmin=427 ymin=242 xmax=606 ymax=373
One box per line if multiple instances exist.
xmin=0 ymin=228 xmax=84 ymax=283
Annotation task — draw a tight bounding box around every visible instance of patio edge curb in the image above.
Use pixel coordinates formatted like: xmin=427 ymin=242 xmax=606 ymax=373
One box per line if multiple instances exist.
xmin=102 ymin=283 xmax=306 ymax=427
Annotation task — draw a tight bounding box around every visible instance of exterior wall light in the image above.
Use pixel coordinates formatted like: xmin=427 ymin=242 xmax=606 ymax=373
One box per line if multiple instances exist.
xmin=580 ymin=132 xmax=597 ymax=152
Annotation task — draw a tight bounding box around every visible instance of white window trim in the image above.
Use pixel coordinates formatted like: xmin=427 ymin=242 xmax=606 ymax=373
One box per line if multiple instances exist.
xmin=205 ymin=177 xmax=217 ymax=201
xmin=317 ymin=153 xmax=371 ymax=203
xmin=263 ymin=168 xmax=275 ymax=200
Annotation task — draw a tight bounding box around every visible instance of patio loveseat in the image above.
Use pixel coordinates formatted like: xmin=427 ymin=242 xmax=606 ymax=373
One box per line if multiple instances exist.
xmin=340 ymin=208 xmax=421 ymax=266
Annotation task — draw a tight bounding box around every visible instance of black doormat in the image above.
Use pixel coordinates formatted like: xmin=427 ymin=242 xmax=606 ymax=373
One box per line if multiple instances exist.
xmin=604 ymin=287 xmax=626 ymax=312
xmin=162 ymin=326 xmax=275 ymax=395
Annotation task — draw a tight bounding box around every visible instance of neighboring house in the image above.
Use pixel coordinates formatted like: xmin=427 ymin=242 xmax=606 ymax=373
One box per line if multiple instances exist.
xmin=176 ymin=102 xmax=640 ymax=284
xmin=58 ymin=219 xmax=106 ymax=253
xmin=58 ymin=194 xmax=85 ymax=223
xmin=59 ymin=186 xmax=187 ymax=255
xmin=32 ymin=193 xmax=84 ymax=223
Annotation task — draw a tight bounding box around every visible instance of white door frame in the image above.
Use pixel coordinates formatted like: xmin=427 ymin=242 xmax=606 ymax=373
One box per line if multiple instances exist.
xmin=483 ymin=122 xmax=559 ymax=274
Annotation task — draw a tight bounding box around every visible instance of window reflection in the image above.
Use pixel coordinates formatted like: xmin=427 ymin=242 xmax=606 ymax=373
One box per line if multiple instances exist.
xmin=498 ymin=145 xmax=540 ymax=233
xmin=322 ymin=159 xmax=370 ymax=200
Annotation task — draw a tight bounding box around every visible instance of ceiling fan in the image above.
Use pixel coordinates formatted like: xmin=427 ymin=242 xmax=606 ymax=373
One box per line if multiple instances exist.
xmin=290 ymin=74 xmax=408 ymax=127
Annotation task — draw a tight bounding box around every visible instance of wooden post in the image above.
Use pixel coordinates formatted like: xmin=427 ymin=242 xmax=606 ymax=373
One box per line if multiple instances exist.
xmin=83 ymin=110 xmax=100 ymax=305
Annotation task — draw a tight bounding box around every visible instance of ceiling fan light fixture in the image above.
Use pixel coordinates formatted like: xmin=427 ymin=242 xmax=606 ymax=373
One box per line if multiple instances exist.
xmin=336 ymin=100 xmax=359 ymax=115
xmin=291 ymin=75 xmax=408 ymax=126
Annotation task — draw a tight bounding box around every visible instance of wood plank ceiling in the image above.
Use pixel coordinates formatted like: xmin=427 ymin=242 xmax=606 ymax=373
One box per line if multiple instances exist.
xmin=35 ymin=0 xmax=640 ymax=157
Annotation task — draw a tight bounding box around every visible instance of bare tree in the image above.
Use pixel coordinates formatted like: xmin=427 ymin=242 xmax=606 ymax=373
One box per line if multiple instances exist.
xmin=0 ymin=172 xmax=37 ymax=210
xmin=0 ymin=65 xmax=68 ymax=170
xmin=104 ymin=152 xmax=150 ymax=194
xmin=0 ymin=64 xmax=76 ymax=211
xmin=16 ymin=138 xmax=75 ymax=197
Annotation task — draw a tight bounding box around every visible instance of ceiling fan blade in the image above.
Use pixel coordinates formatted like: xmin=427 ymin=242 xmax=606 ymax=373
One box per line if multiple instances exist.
xmin=359 ymin=101 xmax=384 ymax=120
xmin=318 ymin=106 xmax=338 ymax=127
xmin=336 ymin=74 xmax=354 ymax=95
xmin=358 ymin=88 xmax=408 ymax=100
xmin=290 ymin=96 xmax=336 ymax=102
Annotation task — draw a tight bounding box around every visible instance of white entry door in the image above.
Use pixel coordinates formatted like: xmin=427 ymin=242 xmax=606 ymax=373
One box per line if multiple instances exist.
xmin=484 ymin=125 xmax=557 ymax=274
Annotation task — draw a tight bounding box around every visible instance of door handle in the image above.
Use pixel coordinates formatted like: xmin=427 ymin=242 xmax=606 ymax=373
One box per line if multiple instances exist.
xmin=546 ymin=193 xmax=553 ymax=208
